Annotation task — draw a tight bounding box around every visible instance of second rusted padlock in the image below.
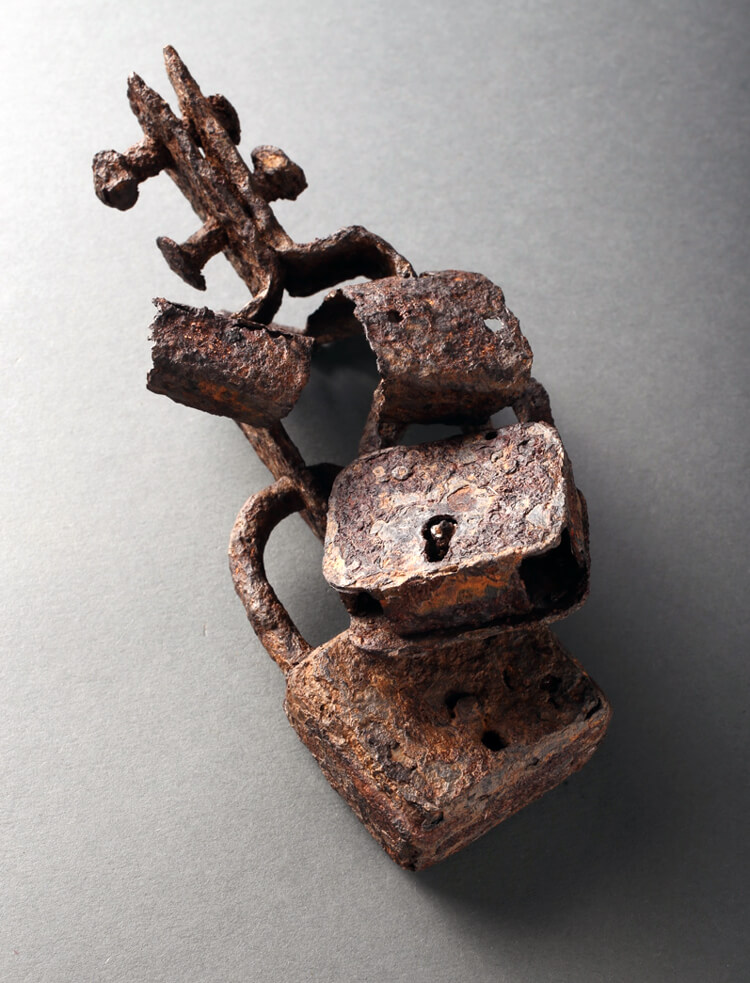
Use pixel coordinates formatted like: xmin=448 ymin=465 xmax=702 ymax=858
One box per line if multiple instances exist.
xmin=228 ymin=459 xmax=607 ymax=870
xmin=323 ymin=422 xmax=590 ymax=638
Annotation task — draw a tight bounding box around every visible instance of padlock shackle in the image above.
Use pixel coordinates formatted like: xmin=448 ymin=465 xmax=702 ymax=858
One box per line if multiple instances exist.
xmin=228 ymin=476 xmax=313 ymax=673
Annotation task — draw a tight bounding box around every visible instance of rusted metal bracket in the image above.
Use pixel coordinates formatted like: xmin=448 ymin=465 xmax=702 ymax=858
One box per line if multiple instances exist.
xmin=94 ymin=47 xmax=610 ymax=869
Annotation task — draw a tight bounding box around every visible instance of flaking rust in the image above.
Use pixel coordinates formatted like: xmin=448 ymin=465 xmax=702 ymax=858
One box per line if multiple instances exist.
xmin=94 ymin=47 xmax=611 ymax=869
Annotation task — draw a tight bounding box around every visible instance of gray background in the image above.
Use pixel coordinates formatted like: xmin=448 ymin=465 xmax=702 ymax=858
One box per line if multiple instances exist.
xmin=2 ymin=1 xmax=748 ymax=980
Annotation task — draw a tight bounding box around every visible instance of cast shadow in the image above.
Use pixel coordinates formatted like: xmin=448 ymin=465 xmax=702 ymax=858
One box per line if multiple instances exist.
xmin=412 ymin=460 xmax=747 ymax=947
xmin=280 ymin=335 xmax=747 ymax=954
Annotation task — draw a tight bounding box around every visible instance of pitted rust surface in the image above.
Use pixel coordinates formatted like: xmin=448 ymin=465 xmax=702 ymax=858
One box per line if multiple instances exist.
xmin=325 ymin=422 xmax=572 ymax=588
xmin=308 ymin=271 xmax=532 ymax=436
xmin=147 ymin=300 xmax=313 ymax=427
xmin=285 ymin=625 xmax=610 ymax=869
xmin=95 ymin=48 xmax=610 ymax=870
xmin=323 ymin=422 xmax=589 ymax=633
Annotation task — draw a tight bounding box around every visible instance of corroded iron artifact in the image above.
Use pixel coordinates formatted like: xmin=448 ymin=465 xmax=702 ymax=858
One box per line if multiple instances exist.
xmin=94 ymin=47 xmax=611 ymax=869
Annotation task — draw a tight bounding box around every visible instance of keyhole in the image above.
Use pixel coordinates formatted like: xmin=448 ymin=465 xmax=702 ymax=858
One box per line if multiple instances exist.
xmin=423 ymin=515 xmax=457 ymax=561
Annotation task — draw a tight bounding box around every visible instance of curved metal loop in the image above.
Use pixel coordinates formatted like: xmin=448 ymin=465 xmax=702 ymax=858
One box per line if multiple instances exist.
xmin=228 ymin=476 xmax=313 ymax=673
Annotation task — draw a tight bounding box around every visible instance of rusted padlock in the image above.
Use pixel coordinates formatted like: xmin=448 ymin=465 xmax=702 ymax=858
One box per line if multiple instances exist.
xmin=94 ymin=46 xmax=611 ymax=870
xmin=228 ymin=427 xmax=608 ymax=870
xmin=323 ymin=422 xmax=589 ymax=637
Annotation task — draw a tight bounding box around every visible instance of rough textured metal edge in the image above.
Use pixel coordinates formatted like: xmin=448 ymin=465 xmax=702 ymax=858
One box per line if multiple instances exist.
xmin=147 ymin=300 xmax=313 ymax=427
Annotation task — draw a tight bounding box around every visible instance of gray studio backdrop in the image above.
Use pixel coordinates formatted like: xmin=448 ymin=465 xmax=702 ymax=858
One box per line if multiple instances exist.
xmin=2 ymin=1 xmax=748 ymax=981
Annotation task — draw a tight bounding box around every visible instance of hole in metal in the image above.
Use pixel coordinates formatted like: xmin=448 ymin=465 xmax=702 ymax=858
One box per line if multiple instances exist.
xmin=539 ymin=674 xmax=561 ymax=694
xmin=444 ymin=690 xmax=472 ymax=718
xmin=422 ymin=515 xmax=456 ymax=562
xmin=481 ymin=730 xmax=507 ymax=752
xmin=519 ymin=528 xmax=584 ymax=610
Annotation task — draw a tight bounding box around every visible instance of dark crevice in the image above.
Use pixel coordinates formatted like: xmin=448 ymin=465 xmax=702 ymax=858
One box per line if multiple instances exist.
xmin=481 ymin=730 xmax=507 ymax=752
xmin=539 ymin=674 xmax=562 ymax=694
xmin=421 ymin=810 xmax=444 ymax=830
xmin=519 ymin=528 xmax=584 ymax=610
xmin=585 ymin=699 xmax=602 ymax=720
xmin=349 ymin=591 xmax=383 ymax=616
xmin=444 ymin=690 xmax=472 ymax=718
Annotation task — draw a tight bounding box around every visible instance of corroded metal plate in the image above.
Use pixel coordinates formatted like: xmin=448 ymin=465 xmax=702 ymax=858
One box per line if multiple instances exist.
xmin=147 ymin=300 xmax=313 ymax=426
xmin=323 ymin=422 xmax=589 ymax=634
xmin=307 ymin=270 xmax=532 ymax=426
xmin=285 ymin=626 xmax=610 ymax=869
